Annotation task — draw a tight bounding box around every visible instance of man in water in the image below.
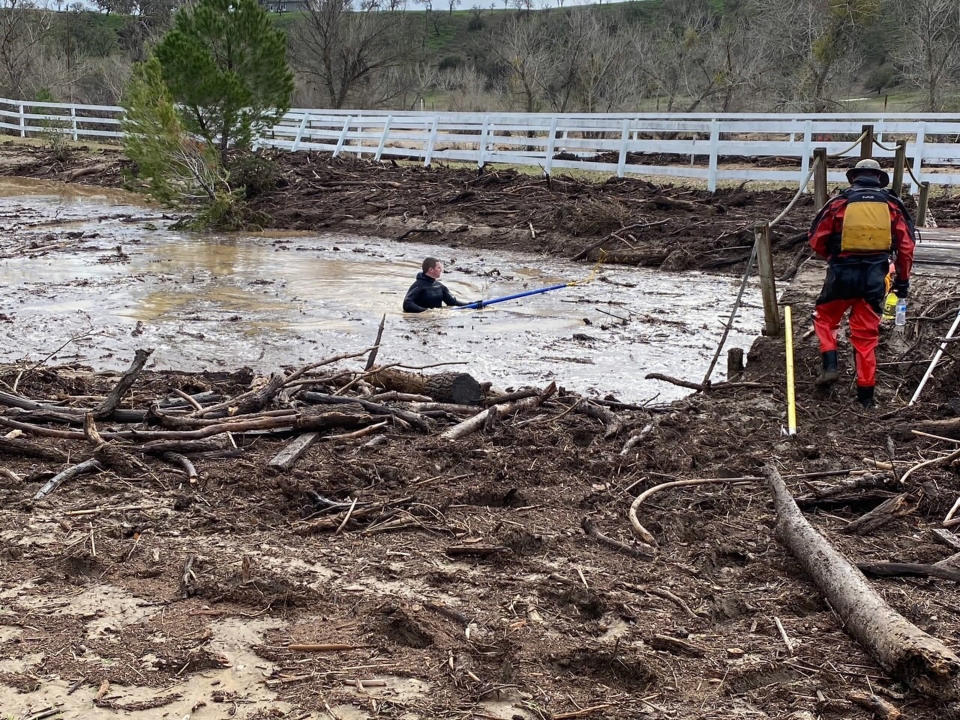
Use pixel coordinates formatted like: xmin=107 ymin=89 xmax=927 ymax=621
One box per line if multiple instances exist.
xmin=403 ymin=257 xmax=470 ymax=312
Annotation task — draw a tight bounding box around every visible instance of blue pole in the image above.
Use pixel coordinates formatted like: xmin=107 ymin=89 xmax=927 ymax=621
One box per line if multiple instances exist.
xmin=456 ymin=283 xmax=569 ymax=310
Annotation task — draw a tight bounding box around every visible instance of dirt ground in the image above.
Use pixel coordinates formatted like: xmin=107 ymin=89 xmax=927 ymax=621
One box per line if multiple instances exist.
xmin=1 ymin=142 xmax=960 ymax=719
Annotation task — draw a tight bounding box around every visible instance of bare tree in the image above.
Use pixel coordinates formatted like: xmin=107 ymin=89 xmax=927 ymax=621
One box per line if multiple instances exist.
xmin=892 ymin=0 xmax=960 ymax=111
xmin=291 ymin=0 xmax=408 ymax=108
xmin=493 ymin=16 xmax=549 ymax=112
xmin=0 ymin=0 xmax=51 ymax=98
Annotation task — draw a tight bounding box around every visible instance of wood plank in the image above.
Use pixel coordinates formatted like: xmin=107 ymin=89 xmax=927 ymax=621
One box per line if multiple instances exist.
xmin=267 ymin=432 xmax=319 ymax=472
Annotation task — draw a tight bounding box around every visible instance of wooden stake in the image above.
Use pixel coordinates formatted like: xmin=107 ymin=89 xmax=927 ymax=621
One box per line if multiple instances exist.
xmin=754 ymin=223 xmax=781 ymax=337
xmin=813 ymin=147 xmax=828 ymax=210
xmin=892 ymin=139 xmax=907 ymax=196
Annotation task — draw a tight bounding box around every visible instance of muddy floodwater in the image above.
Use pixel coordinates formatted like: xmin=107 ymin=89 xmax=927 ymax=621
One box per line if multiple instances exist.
xmin=0 ymin=179 xmax=765 ymax=402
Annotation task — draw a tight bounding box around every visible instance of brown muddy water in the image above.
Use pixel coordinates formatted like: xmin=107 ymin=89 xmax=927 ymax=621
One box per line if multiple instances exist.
xmin=0 ymin=179 xmax=765 ymax=402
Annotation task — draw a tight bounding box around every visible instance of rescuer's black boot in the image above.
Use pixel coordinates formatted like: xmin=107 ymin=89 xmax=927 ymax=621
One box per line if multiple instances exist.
xmin=857 ymin=385 xmax=876 ymax=409
xmin=815 ymin=350 xmax=840 ymax=386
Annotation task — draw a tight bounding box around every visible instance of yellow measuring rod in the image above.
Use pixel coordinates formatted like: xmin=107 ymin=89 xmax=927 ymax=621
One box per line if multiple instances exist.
xmin=784 ymin=305 xmax=797 ymax=435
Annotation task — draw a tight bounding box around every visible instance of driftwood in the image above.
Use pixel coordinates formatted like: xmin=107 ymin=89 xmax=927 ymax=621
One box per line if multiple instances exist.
xmin=441 ymin=382 xmax=557 ymax=440
xmin=85 ymin=413 xmax=149 ymax=477
xmin=931 ymin=528 xmax=960 ymax=553
xmin=644 ymin=372 xmax=770 ymax=392
xmin=569 ymin=219 xmax=670 ymax=261
xmin=34 ymin=458 xmax=103 ymax=500
xmin=0 ymin=435 xmax=68 ymax=461
xmin=574 ymin=401 xmax=624 ymax=439
xmin=93 ymin=348 xmax=153 ymax=418
xmin=267 ymin=432 xmax=320 ymax=472
xmin=765 ymin=464 xmax=960 ymax=699
xmin=847 ymin=691 xmax=901 ymax=720
xmin=841 ymin=493 xmax=914 ymax=535
xmin=160 ymin=452 xmax=198 ymax=483
xmin=293 ymin=498 xmax=412 ymax=535
xmin=300 ymin=392 xmax=430 ymax=431
xmin=364 ymin=314 xmax=386 ymax=371
xmin=646 ymin=633 xmax=706 ymax=658
xmin=368 ymin=367 xmax=483 ymax=405
xmin=857 ymin=562 xmax=960 ymax=583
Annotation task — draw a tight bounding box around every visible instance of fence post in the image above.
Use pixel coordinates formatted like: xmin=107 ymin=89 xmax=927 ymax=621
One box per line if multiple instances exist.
xmin=707 ymin=118 xmax=719 ymax=192
xmin=755 ymin=222 xmax=781 ymax=337
xmin=799 ymin=120 xmax=812 ymax=193
xmin=374 ymin=114 xmax=392 ymax=162
xmin=616 ymin=118 xmax=630 ymax=178
xmin=813 ymin=147 xmax=828 ymax=210
xmin=70 ymin=106 xmax=77 ymax=142
xmin=333 ymin=116 xmax=351 ymax=158
xmin=859 ymin=124 xmax=874 ymax=160
xmin=544 ymin=116 xmax=558 ymax=177
xmin=891 ymin=139 xmax=906 ymax=197
xmin=19 ymin=104 xmax=24 ymax=137
xmin=910 ymin=126 xmax=926 ymax=196
xmin=917 ymin=181 xmax=930 ymax=227
xmin=424 ymin=116 xmax=439 ymax=168
xmin=477 ymin=116 xmax=490 ymax=170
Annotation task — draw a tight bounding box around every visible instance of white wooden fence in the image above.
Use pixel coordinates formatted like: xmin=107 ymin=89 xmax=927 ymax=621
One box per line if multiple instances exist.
xmin=4 ymin=96 xmax=960 ymax=193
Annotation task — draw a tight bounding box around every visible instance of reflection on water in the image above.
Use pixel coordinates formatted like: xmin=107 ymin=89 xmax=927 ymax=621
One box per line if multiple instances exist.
xmin=0 ymin=178 xmax=765 ymax=402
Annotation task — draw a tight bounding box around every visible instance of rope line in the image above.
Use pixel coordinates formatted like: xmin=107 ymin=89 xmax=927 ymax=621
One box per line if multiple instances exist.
xmin=826 ymin=130 xmax=869 ymax=159
xmin=769 ymin=155 xmax=820 ymax=229
xmin=905 ymin=160 xmax=923 ymax=187
xmin=872 ymin=137 xmax=897 ymax=152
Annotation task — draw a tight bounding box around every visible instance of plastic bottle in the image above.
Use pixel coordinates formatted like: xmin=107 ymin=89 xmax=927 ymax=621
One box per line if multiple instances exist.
xmin=882 ymin=292 xmax=897 ymax=321
xmin=895 ymin=298 xmax=907 ymax=328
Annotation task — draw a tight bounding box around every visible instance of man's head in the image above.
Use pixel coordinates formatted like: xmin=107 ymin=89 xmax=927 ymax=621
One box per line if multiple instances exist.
xmin=422 ymin=257 xmax=443 ymax=279
xmin=846 ymin=158 xmax=890 ymax=188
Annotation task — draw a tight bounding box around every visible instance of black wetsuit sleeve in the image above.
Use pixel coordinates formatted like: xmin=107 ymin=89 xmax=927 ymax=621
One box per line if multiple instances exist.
xmin=442 ymin=285 xmax=465 ymax=307
xmin=403 ymin=283 xmax=426 ymax=313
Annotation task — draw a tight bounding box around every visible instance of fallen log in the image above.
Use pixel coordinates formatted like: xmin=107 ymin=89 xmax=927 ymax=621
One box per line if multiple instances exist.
xmin=368 ymin=367 xmax=483 ymax=405
xmin=441 ymin=382 xmax=557 ymax=440
xmin=857 ymin=562 xmax=960 ymax=583
xmin=93 ymin=348 xmax=153 ymax=418
xmin=765 ymin=464 xmax=960 ymax=699
xmin=0 ymin=435 xmax=68 ymax=461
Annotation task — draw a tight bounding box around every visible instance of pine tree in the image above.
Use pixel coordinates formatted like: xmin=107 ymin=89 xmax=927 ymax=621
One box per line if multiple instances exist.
xmin=153 ymin=0 xmax=294 ymax=163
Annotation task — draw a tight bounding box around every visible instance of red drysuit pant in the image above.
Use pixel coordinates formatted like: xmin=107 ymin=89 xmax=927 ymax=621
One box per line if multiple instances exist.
xmin=813 ymin=298 xmax=880 ymax=387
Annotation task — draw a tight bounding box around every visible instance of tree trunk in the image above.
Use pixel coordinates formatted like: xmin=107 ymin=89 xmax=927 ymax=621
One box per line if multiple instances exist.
xmin=369 ymin=368 xmax=483 ymax=405
xmin=766 ymin=465 xmax=960 ymax=699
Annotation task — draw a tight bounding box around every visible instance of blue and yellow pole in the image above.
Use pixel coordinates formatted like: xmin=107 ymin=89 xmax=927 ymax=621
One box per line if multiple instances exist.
xmin=784 ymin=305 xmax=797 ymax=435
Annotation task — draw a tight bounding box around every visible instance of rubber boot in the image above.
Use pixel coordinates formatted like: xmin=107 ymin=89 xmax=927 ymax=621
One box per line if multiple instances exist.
xmin=857 ymin=385 xmax=876 ymax=409
xmin=815 ymin=350 xmax=840 ymax=386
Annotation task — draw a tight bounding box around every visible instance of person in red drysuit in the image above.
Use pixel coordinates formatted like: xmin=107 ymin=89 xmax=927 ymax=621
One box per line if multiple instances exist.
xmin=808 ymin=158 xmax=916 ymax=408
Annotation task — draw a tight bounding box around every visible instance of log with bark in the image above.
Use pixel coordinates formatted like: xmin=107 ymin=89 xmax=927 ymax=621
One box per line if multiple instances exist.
xmin=765 ymin=464 xmax=960 ymax=699
xmin=93 ymin=348 xmax=153 ymax=418
xmin=368 ymin=367 xmax=483 ymax=405
xmin=441 ymin=382 xmax=557 ymax=440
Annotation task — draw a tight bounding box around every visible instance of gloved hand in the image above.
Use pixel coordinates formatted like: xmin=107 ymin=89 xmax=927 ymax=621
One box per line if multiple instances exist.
xmin=892 ymin=278 xmax=909 ymax=298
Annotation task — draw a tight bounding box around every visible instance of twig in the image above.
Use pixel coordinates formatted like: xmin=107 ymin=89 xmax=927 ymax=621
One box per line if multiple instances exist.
xmin=774 ymin=616 xmax=795 ymax=654
xmin=335 ymin=497 xmax=359 ymax=535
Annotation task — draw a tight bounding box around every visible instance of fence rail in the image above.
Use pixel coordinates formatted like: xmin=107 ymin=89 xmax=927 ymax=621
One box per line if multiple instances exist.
xmin=4 ymin=96 xmax=960 ymax=193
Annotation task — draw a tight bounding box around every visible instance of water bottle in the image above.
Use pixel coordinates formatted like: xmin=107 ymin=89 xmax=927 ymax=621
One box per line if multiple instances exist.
xmin=882 ymin=292 xmax=897 ymax=321
xmin=895 ymin=298 xmax=907 ymax=328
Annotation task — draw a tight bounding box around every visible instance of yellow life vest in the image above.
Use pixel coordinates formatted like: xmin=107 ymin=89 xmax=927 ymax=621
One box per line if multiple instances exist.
xmin=840 ymin=199 xmax=892 ymax=253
